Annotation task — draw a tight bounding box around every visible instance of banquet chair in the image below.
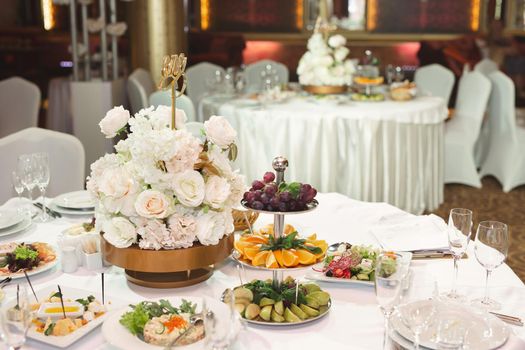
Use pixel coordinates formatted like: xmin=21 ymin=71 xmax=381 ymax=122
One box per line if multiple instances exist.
xmin=185 ymin=121 xmax=205 ymax=141
xmin=186 ymin=62 xmax=225 ymax=108
xmin=480 ymin=72 xmax=525 ymax=192
xmin=0 ymin=77 xmax=40 ymax=138
xmin=474 ymin=58 xmax=499 ymax=76
xmin=127 ymin=68 xmax=155 ymax=114
xmin=414 ymin=64 xmax=455 ymax=105
xmin=245 ymin=60 xmax=289 ymax=92
xmin=149 ymin=91 xmax=196 ymax=122
xmin=0 ymin=127 xmax=85 ymax=203
xmin=444 ymin=71 xmax=491 ymax=187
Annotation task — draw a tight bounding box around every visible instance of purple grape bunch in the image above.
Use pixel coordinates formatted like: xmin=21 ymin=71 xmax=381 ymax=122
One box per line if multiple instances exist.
xmin=243 ymin=171 xmax=317 ymax=212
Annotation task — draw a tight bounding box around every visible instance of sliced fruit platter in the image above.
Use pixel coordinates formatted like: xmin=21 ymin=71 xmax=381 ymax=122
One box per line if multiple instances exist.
xmin=224 ymin=278 xmax=330 ymax=325
xmin=233 ymin=224 xmax=328 ymax=269
xmin=306 ymin=243 xmax=412 ymax=285
xmin=0 ymin=242 xmax=57 ymax=278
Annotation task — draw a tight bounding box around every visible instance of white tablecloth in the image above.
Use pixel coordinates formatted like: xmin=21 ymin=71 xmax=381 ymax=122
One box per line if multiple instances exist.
xmin=1 ymin=193 xmax=524 ymax=350
xmin=201 ymin=96 xmax=448 ymax=214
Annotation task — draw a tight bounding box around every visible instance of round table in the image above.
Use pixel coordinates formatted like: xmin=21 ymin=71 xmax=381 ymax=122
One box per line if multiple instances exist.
xmin=2 ymin=193 xmax=524 ymax=349
xmin=201 ymin=95 xmax=448 ymax=214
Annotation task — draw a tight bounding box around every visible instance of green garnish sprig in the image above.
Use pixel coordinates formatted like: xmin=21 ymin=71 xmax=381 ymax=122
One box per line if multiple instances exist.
xmin=260 ymin=231 xmax=321 ymax=255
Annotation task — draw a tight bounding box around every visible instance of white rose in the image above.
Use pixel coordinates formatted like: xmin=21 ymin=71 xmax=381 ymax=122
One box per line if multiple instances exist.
xmin=226 ymin=172 xmax=246 ymax=208
xmin=134 ymin=190 xmax=171 ymax=219
xmin=328 ymin=34 xmax=346 ymax=48
xmin=98 ymin=167 xmax=137 ymax=199
xmin=151 ymin=105 xmax=187 ymax=130
xmin=165 ymin=130 xmax=202 ymax=173
xmin=318 ymin=54 xmax=334 ymax=67
xmin=172 ymin=170 xmax=205 ymax=207
xmin=103 ymin=217 xmax=137 ymax=248
xmin=204 ymin=116 xmax=237 ymax=149
xmin=204 ymin=175 xmax=231 ymax=209
xmin=196 ymin=210 xmax=233 ymax=245
xmin=334 ymin=47 xmax=350 ymax=62
xmin=207 ymin=146 xmax=232 ymax=176
xmin=99 ymin=106 xmax=130 ymax=138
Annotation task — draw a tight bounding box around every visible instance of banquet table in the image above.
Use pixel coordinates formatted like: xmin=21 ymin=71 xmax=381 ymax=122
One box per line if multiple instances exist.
xmin=200 ymin=95 xmax=448 ymax=214
xmin=1 ymin=193 xmax=525 ymax=350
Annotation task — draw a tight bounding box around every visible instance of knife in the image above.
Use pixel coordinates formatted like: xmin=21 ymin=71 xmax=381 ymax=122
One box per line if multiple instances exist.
xmin=33 ymin=202 xmax=61 ymax=218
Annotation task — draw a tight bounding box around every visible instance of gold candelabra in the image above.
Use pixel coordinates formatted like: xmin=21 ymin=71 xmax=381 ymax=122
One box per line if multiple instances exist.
xmin=158 ymin=53 xmax=187 ymax=130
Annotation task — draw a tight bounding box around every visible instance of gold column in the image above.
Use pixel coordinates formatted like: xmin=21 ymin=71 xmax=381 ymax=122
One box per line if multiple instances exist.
xmin=127 ymin=0 xmax=186 ymax=83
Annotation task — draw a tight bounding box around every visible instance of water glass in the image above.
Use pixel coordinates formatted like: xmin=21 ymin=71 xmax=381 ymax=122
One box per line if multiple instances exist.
xmin=0 ymin=286 xmax=32 ymax=349
xmin=471 ymin=221 xmax=509 ymax=310
xmin=17 ymin=154 xmax=37 ymax=206
xmin=204 ymin=292 xmax=239 ymax=350
xmin=445 ymin=208 xmax=472 ymax=300
xmin=399 ymin=299 xmax=437 ymax=350
xmin=374 ymin=253 xmax=403 ymax=349
xmin=33 ymin=153 xmax=51 ymax=222
xmin=436 ymin=313 xmax=469 ymax=350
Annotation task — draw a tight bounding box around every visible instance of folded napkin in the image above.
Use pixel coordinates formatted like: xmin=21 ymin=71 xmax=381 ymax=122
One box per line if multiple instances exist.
xmin=370 ymin=214 xmax=449 ymax=252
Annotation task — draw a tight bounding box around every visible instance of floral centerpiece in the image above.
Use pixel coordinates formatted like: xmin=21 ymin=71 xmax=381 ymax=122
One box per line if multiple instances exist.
xmin=87 ymin=105 xmax=245 ymax=251
xmin=297 ymin=32 xmax=355 ymax=89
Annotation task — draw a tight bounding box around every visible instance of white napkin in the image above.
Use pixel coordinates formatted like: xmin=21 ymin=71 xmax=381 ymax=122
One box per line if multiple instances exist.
xmin=370 ymin=214 xmax=449 ymax=251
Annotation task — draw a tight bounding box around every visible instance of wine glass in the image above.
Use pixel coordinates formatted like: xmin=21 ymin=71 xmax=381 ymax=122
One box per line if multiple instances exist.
xmin=17 ymin=154 xmax=37 ymax=207
xmin=444 ymin=208 xmax=472 ymax=300
xmin=33 ymin=153 xmax=50 ymax=222
xmin=204 ymin=292 xmax=240 ymax=350
xmin=471 ymin=221 xmax=509 ymax=310
xmin=374 ymin=252 xmax=403 ymax=350
xmin=435 ymin=311 xmax=469 ymax=350
xmin=398 ymin=299 xmax=437 ymax=350
xmin=11 ymin=171 xmax=25 ymax=216
xmin=0 ymin=285 xmax=32 ymax=349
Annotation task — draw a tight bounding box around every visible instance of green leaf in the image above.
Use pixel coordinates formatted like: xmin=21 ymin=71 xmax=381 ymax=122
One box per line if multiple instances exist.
xmin=202 ymin=205 xmax=209 ymax=214
xmin=44 ymin=322 xmax=55 ymax=336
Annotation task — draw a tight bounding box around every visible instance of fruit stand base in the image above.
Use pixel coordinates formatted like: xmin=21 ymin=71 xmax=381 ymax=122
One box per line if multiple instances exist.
xmin=125 ymin=268 xmax=213 ymax=288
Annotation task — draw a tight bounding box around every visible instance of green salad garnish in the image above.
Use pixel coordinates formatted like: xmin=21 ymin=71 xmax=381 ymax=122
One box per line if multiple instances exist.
xmin=14 ymin=246 xmax=38 ymax=261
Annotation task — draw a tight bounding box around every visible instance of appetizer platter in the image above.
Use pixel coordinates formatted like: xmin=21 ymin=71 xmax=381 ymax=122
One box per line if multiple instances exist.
xmin=103 ymin=297 xmax=236 ymax=349
xmin=233 ymin=224 xmax=327 ymax=269
xmin=224 ymin=278 xmax=331 ymax=326
xmin=6 ymin=286 xmax=114 ymax=348
xmin=305 ymin=243 xmax=412 ymax=285
xmin=0 ymin=242 xmax=57 ymax=279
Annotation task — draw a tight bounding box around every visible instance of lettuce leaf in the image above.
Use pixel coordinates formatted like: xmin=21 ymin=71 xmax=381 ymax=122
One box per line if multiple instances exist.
xmin=119 ymin=303 xmax=150 ymax=336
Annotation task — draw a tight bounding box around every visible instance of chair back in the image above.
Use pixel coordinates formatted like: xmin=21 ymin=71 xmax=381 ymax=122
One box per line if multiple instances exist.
xmin=185 ymin=121 xmax=205 ymax=141
xmin=0 ymin=77 xmax=40 ymax=138
xmin=0 ymin=127 xmax=85 ymax=203
xmin=474 ymin=58 xmax=499 ymax=76
xmin=127 ymin=68 xmax=155 ymax=114
xmin=487 ymin=71 xmax=516 ymax=140
xmin=414 ymin=64 xmax=455 ymax=105
xmin=245 ymin=60 xmax=289 ymax=92
xmin=149 ymin=90 xmax=196 ymax=122
xmin=186 ymin=62 xmax=225 ymax=107
xmin=454 ymin=71 xmax=492 ymax=137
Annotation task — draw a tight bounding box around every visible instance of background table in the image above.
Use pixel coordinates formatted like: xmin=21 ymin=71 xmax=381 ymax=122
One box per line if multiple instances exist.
xmin=2 ymin=193 xmax=524 ymax=349
xmin=201 ymin=95 xmax=448 ymax=214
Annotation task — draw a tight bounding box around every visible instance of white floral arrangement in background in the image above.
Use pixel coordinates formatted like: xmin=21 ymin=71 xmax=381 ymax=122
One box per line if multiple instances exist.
xmin=297 ymin=33 xmax=355 ymax=86
xmin=87 ymin=105 xmax=245 ymax=250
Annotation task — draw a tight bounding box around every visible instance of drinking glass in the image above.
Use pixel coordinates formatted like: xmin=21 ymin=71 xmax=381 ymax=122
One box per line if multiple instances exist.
xmin=394 ymin=66 xmax=405 ymax=82
xmin=385 ymin=64 xmax=396 ymax=85
xmin=435 ymin=312 xmax=469 ymax=350
xmin=33 ymin=153 xmax=50 ymax=222
xmin=0 ymin=286 xmax=32 ymax=350
xmin=204 ymin=292 xmax=240 ymax=350
xmin=399 ymin=299 xmax=437 ymax=350
xmin=17 ymin=154 xmax=37 ymax=207
xmin=444 ymin=208 xmax=472 ymax=300
xmin=374 ymin=253 xmax=403 ymax=350
xmin=11 ymin=171 xmax=26 ymax=216
xmin=471 ymin=221 xmax=509 ymax=310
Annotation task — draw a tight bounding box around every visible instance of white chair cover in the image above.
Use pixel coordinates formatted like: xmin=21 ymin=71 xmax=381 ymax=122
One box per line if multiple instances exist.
xmin=414 ymin=64 xmax=455 ymax=106
xmin=127 ymin=68 xmax=155 ymax=114
xmin=474 ymin=58 xmax=499 ymax=76
xmin=184 ymin=121 xmax=205 ymax=142
xmin=149 ymin=91 xmax=196 ymax=122
xmin=0 ymin=77 xmax=40 ymax=138
xmin=245 ymin=60 xmax=289 ymax=92
xmin=444 ymin=71 xmax=491 ymax=187
xmin=480 ymin=72 xmax=525 ymax=192
xmin=0 ymin=127 xmax=85 ymax=203
xmin=186 ymin=62 xmax=225 ymax=108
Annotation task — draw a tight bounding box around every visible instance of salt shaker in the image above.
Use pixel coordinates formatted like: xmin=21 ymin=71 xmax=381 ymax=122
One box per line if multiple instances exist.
xmin=61 ymin=246 xmax=78 ymax=273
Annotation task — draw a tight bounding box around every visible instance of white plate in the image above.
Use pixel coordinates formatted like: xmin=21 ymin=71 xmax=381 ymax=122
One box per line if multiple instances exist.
xmin=304 ymin=251 xmax=413 ymax=285
xmin=49 ymin=203 xmax=94 ymax=216
xmin=0 ymin=209 xmax=24 ymax=230
xmin=4 ymin=285 xmax=119 ymax=348
xmin=0 ymin=243 xmax=58 ymax=279
xmin=52 ymin=191 xmax=95 ymax=210
xmin=102 ymin=296 xmax=237 ymax=350
xmin=390 ymin=300 xmax=510 ymax=350
xmin=0 ymin=218 xmax=32 ymax=238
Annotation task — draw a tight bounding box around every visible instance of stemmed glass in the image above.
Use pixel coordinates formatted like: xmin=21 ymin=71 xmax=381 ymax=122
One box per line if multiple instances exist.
xmin=0 ymin=285 xmax=32 ymax=349
xmin=471 ymin=221 xmax=509 ymax=310
xmin=204 ymin=292 xmax=240 ymax=350
xmin=11 ymin=171 xmax=25 ymax=216
xmin=444 ymin=208 xmax=472 ymax=300
xmin=17 ymin=154 xmax=37 ymax=208
xmin=374 ymin=253 xmax=403 ymax=350
xmin=399 ymin=299 xmax=437 ymax=350
xmin=33 ymin=153 xmax=50 ymax=222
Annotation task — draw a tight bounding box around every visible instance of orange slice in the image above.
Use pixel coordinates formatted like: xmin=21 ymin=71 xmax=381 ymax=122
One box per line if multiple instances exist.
xmin=294 ymin=249 xmax=316 ymax=265
xmin=252 ymin=251 xmax=269 ymax=266
xmin=282 ymin=249 xmax=299 ymax=267
xmin=234 ymin=240 xmax=253 ymax=256
xmin=273 ymin=250 xmax=284 ymax=267
xmin=265 ymin=251 xmax=279 ymax=268
xmin=243 ymin=235 xmax=269 ymax=245
xmin=244 ymin=246 xmax=261 ymax=260
xmin=306 ymin=233 xmax=317 ymax=241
